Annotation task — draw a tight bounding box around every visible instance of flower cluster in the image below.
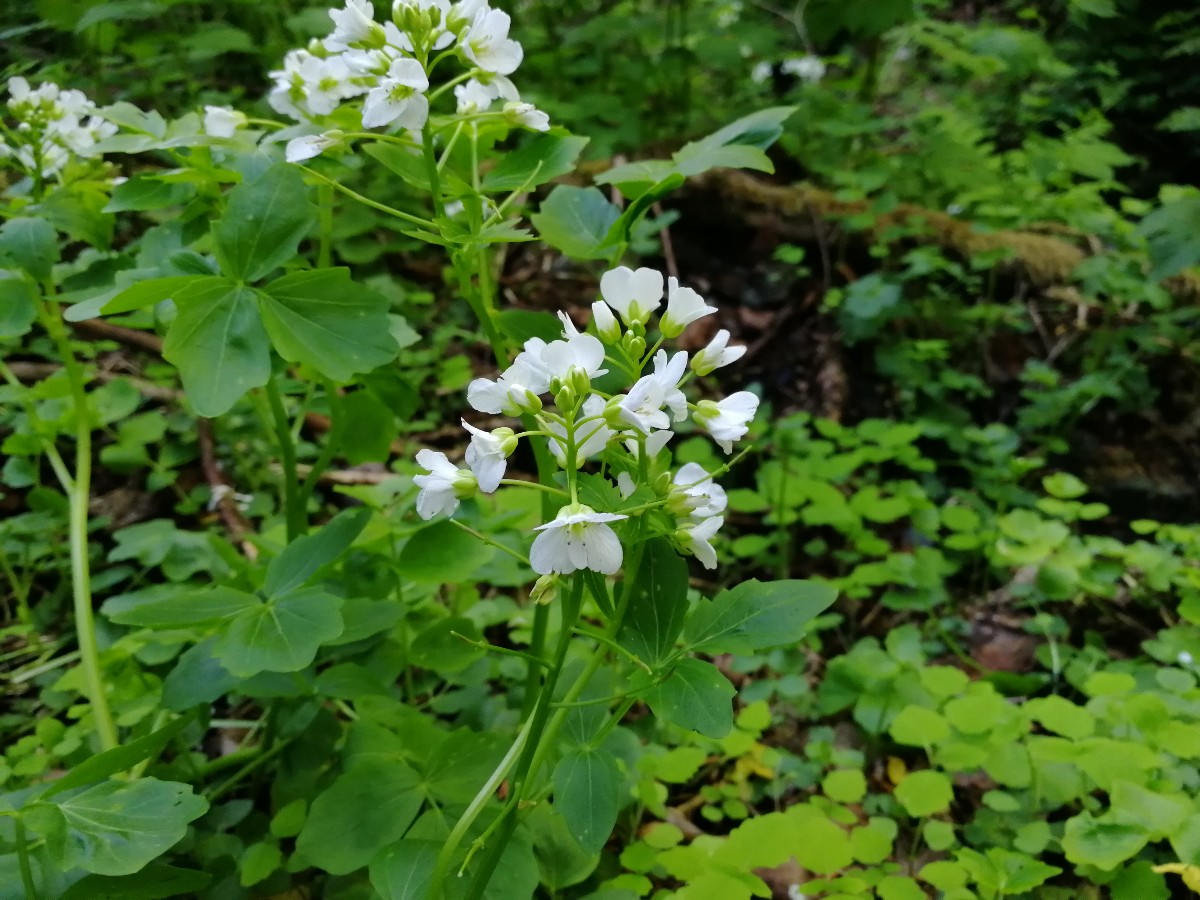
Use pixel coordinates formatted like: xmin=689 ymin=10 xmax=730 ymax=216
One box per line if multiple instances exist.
xmin=750 ymin=54 xmax=826 ymax=86
xmin=0 ymin=78 xmax=115 ymax=179
xmin=272 ymin=0 xmax=549 ymax=162
xmin=414 ymin=266 xmax=757 ymax=580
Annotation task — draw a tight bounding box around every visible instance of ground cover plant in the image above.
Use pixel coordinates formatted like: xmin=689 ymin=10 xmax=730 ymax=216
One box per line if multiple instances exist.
xmin=1 ymin=0 xmax=1199 ymax=898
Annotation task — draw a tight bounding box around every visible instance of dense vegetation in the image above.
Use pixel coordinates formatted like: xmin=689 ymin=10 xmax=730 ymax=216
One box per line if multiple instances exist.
xmin=2 ymin=0 xmax=1199 ymax=898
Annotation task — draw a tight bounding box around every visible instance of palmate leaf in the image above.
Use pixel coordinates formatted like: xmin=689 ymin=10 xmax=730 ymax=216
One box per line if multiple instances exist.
xmin=295 ymin=760 xmax=423 ymax=875
xmin=25 ymin=780 xmax=207 ymax=876
xmin=215 ymin=586 xmax=344 ymax=677
xmin=213 ymin=163 xmax=316 ymax=283
xmin=258 ymin=268 xmax=398 ymax=382
xmin=162 ymin=281 xmax=270 ymax=417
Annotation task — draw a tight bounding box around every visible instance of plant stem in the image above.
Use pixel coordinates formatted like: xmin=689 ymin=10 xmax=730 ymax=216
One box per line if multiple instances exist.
xmin=37 ymin=284 xmax=118 ymax=753
xmin=265 ymin=375 xmax=305 ymax=541
xmin=460 ymin=576 xmax=584 ymax=900
xmin=297 ymin=376 xmax=343 ymax=514
xmin=15 ymin=817 xmax=38 ymax=900
xmin=317 ymin=181 xmax=334 ymax=269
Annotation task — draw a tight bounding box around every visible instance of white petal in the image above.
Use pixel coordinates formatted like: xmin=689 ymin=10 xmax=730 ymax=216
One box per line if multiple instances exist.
xmin=530 ymin=527 xmax=570 ymax=575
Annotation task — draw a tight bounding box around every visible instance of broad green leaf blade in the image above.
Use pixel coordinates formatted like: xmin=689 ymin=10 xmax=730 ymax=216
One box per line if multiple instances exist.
xmin=0 ymin=216 xmax=58 ymax=279
xmin=645 ymin=658 xmax=735 ymax=738
xmin=529 ymin=185 xmax=620 ymax=260
xmin=369 ymin=840 xmax=440 ymax=900
xmin=673 ymin=143 xmax=773 ymax=177
xmin=361 ymin=142 xmax=432 ymax=191
xmin=594 ymin=158 xmax=677 ymax=190
xmin=552 ymin=747 xmax=622 ymax=855
xmin=161 ymin=637 xmax=240 ymax=711
xmin=103 ymin=176 xmax=196 ymax=213
xmin=603 ymin=173 xmax=685 ymax=247
xmin=64 ymin=274 xmax=217 ymax=323
xmin=683 ymin=578 xmax=837 ymax=655
xmin=259 ymin=268 xmax=398 ymax=381
xmin=483 ymin=134 xmax=590 ymax=193
xmin=42 ymin=714 xmax=197 ymax=799
xmin=213 ymin=163 xmax=316 ymax=282
xmin=0 ymin=273 xmax=37 ymax=338
xmin=672 ymin=107 xmax=797 ymax=180
xmin=1138 ymin=193 xmax=1200 ymax=281
xmin=1061 ymin=812 xmax=1149 ymax=870
xmin=58 ymin=865 xmax=211 ymax=900
xmin=295 ymin=760 xmax=423 ymax=875
xmin=395 ymin=519 xmax=494 ymax=583
xmin=28 ymin=779 xmax=207 ymax=876
xmin=104 ymin=586 xmax=260 ymax=628
xmin=162 ymin=283 xmax=271 ymax=417
xmin=616 ymin=538 xmax=689 ymax=666
xmin=216 ymin=587 xmax=344 ymax=677
xmin=263 ymin=506 xmax=372 ymax=597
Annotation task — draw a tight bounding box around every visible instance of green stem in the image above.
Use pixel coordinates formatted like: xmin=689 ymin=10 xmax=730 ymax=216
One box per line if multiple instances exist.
xmin=37 ymin=284 xmax=118 ymax=753
xmin=297 ymin=377 xmax=344 ymax=514
xmin=460 ymin=576 xmax=584 ymax=900
xmin=298 ymin=166 xmax=435 ymax=229
xmin=421 ymin=126 xmax=446 ymax=220
xmin=265 ymin=375 xmax=305 ymax=540
xmin=317 ymin=181 xmax=334 ymax=269
xmin=15 ymin=817 xmax=38 ymax=900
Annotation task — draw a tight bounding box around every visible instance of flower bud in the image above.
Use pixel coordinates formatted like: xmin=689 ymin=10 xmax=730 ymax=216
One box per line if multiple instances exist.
xmin=624 ymin=334 xmax=646 ymax=360
xmin=530 ymin=573 xmax=560 ymax=604
xmin=653 ymin=471 xmax=673 ymax=497
xmin=591 ymin=300 xmax=620 ymax=343
xmin=493 ymin=426 xmax=519 ymax=458
xmin=554 ymin=383 xmax=577 ymax=414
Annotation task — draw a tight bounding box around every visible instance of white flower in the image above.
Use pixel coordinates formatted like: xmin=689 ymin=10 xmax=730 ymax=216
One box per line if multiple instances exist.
xmin=285 ymin=130 xmax=344 ymax=162
xmin=455 ymin=78 xmax=494 ymax=113
xmin=362 ymin=56 xmax=430 ymax=129
xmin=591 ymin=300 xmax=620 ymax=342
xmin=203 ymin=106 xmax=247 ymax=138
xmin=694 ymin=391 xmax=759 ymax=453
xmin=780 ymin=54 xmax=825 ymax=83
xmin=413 ymin=449 xmax=477 ymax=518
xmin=600 ymin=266 xmax=663 ymax=326
xmin=617 ymin=471 xmax=637 ymax=499
xmin=542 ymin=332 xmax=607 ymax=385
xmin=467 ymin=340 xmax=552 ymax=416
xmin=530 ymin=503 xmax=627 ymax=575
xmin=669 ymin=463 xmax=727 ymax=519
xmin=618 ymin=350 xmax=688 ymax=434
xmin=460 ymin=8 xmax=524 ymax=75
xmin=546 ymin=395 xmax=613 ymax=468
xmin=557 ymin=310 xmax=581 ymax=339
xmin=326 ymin=0 xmax=380 ymax=51
xmin=660 ymin=276 xmax=716 ymax=338
xmin=691 ymin=329 xmax=747 ymax=376
xmin=462 ymin=421 xmax=515 ymax=492
xmin=674 ymin=516 xmax=723 ymax=569
xmin=298 ymin=54 xmax=358 ymax=116
xmin=503 ymin=101 xmax=549 ymax=131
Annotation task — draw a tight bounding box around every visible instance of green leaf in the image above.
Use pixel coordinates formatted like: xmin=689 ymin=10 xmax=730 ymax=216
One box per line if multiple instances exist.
xmin=889 ymin=705 xmax=950 ymax=746
xmin=1025 ymin=696 xmax=1094 ymax=739
xmin=645 ymin=658 xmax=735 ymax=738
xmin=616 ymin=538 xmax=689 ymax=666
xmin=670 ymin=107 xmax=796 ymax=177
xmin=213 ymin=163 xmax=316 ymax=282
xmin=362 ymin=143 xmax=432 ymax=191
xmin=239 ymin=842 xmax=282 ymax=887
xmin=683 ymin=578 xmax=837 ymax=654
xmin=1061 ymin=812 xmax=1149 ymax=870
xmin=162 ymin=282 xmax=271 ymax=417
xmin=369 ymin=840 xmax=440 ymax=900
xmin=105 ymin=586 xmax=260 ymax=628
xmin=395 ymin=519 xmax=494 ymax=583
xmin=823 ymin=769 xmax=868 ymax=803
xmin=103 ymin=177 xmax=196 ymax=213
xmin=263 ymin=507 xmax=371 ymax=597
xmin=295 ymin=760 xmax=423 ymax=875
xmin=894 ymin=770 xmax=954 ymax=817
xmin=161 ymin=637 xmax=240 ymax=711
xmin=216 ymin=587 xmax=344 ymax=677
xmin=1138 ymin=193 xmax=1200 ymax=281
xmin=342 ymin=390 xmax=397 ymax=465
xmin=552 ymin=747 xmax=622 ymax=855
xmin=73 ymin=275 xmax=218 ymax=322
xmin=529 ymin=185 xmax=620 ymax=260
xmin=483 ymin=134 xmax=590 ymax=192
xmin=42 ymin=714 xmax=197 ymax=799
xmin=58 ymin=866 xmax=211 ymax=900
xmin=408 ymin=617 xmax=486 ymax=673
xmin=27 ymin=779 xmax=207 ymax=876
xmin=259 ymin=268 xmax=398 ymax=381
xmin=0 ymin=273 xmax=37 ymax=338
xmin=0 ymin=216 xmax=58 ymax=279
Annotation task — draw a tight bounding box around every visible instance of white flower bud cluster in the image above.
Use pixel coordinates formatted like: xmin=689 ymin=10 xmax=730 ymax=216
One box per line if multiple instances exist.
xmin=275 ymin=0 xmax=550 ymax=162
xmin=414 ymin=266 xmax=757 ymax=580
xmin=0 ymin=77 xmax=116 ymax=179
